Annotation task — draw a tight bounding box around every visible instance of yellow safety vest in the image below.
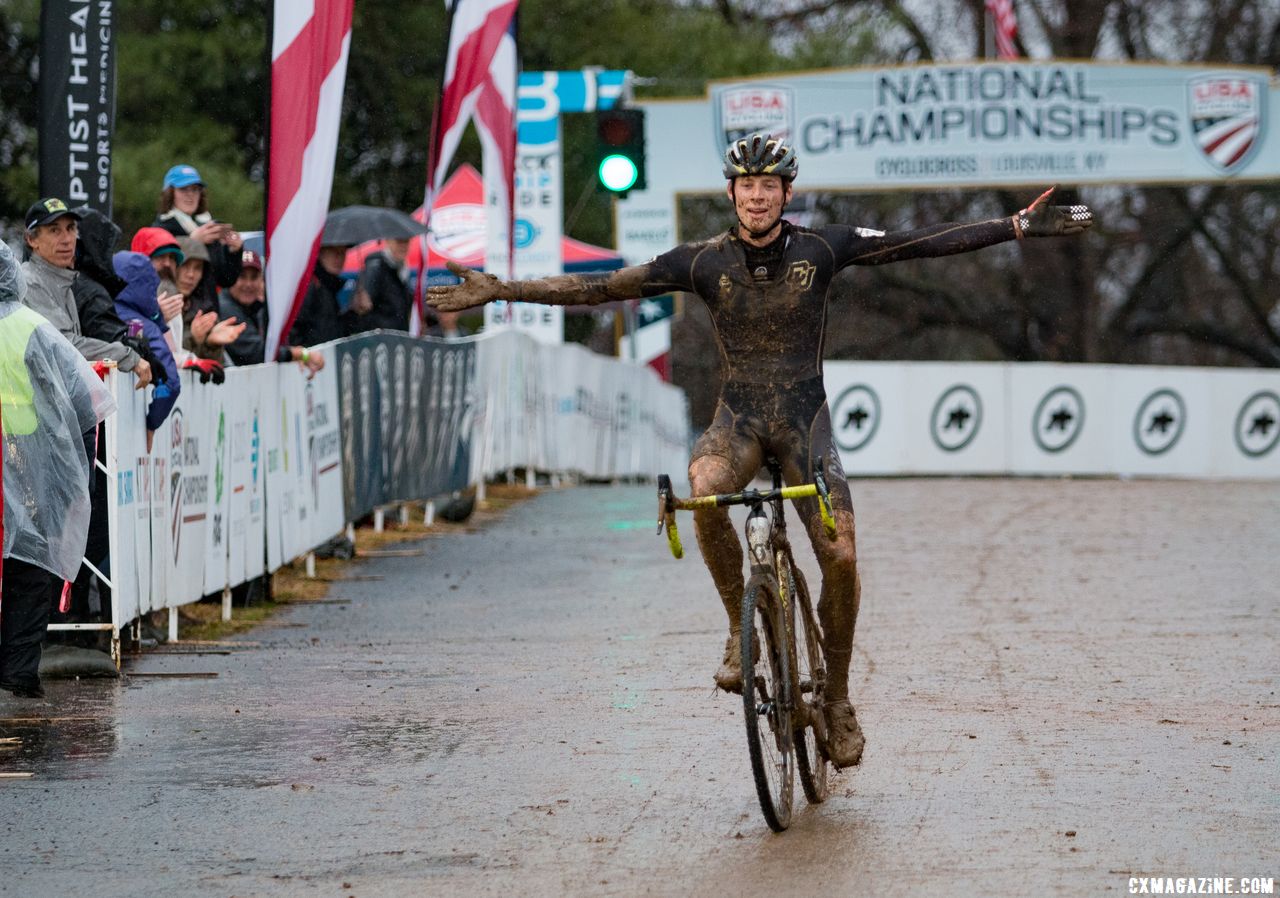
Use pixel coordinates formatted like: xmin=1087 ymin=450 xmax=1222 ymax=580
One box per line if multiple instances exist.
xmin=0 ymin=306 xmax=45 ymax=436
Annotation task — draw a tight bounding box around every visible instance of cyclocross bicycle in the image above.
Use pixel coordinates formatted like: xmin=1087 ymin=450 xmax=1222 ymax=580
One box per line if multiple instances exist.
xmin=656 ymin=460 xmax=837 ymax=832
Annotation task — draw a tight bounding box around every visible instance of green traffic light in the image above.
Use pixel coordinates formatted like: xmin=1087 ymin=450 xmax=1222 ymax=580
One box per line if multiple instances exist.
xmin=598 ymin=154 xmax=638 ymax=192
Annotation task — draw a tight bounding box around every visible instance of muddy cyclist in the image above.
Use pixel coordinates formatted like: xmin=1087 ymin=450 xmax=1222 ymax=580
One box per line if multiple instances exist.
xmin=427 ymin=132 xmax=1094 ymax=768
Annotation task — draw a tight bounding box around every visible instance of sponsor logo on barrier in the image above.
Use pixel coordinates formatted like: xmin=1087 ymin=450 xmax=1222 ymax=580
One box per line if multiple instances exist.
xmin=713 ymin=83 xmax=795 ymax=148
xmin=170 ymin=408 xmax=184 ymax=562
xmin=831 ymin=384 xmax=881 ymax=452
xmin=1133 ymin=388 xmax=1186 ymax=456
xmin=1189 ymin=75 xmax=1265 ymax=173
xmin=1234 ymin=390 xmax=1280 ymax=458
xmin=930 ymin=384 xmax=982 ymax=452
xmin=1032 ymin=385 xmax=1085 ymax=453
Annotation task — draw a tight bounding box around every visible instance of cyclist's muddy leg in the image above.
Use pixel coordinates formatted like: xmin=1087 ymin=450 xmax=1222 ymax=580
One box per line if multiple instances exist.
xmin=803 ymin=505 xmax=860 ymax=700
xmin=688 ymin=412 xmax=762 ymax=693
xmin=688 ymin=453 xmax=758 ymax=628
xmin=785 ymin=408 xmax=865 ymax=766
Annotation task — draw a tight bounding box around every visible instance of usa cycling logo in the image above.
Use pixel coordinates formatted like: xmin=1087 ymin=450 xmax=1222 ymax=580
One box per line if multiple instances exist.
xmin=1189 ymin=75 xmax=1265 ymax=173
xmin=712 ymin=83 xmax=794 ymax=148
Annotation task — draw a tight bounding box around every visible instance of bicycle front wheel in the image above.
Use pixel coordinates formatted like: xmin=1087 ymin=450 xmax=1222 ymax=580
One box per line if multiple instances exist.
xmin=741 ymin=572 xmax=794 ymax=832
xmin=787 ymin=564 xmax=830 ymax=804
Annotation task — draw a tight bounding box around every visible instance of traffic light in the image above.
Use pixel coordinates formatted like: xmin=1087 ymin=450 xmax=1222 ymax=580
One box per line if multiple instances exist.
xmin=595 ymin=107 xmax=646 ymax=194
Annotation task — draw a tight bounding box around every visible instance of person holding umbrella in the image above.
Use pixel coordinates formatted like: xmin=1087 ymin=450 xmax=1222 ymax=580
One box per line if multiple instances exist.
xmin=316 ymin=205 xmax=426 ymax=335
xmin=287 ymin=243 xmax=360 ymax=348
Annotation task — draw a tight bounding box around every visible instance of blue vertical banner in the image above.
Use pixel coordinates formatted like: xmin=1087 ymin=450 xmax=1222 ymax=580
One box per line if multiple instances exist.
xmin=38 ymin=0 xmax=117 ymax=215
xmin=485 ymin=69 xmax=629 ymax=342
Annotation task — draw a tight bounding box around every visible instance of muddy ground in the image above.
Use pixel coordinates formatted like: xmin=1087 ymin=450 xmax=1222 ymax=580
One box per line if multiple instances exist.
xmin=1 ymin=479 xmax=1276 ymax=897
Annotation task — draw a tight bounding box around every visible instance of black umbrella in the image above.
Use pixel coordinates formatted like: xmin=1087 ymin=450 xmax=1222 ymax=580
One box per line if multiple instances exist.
xmin=321 ymin=205 xmax=426 ymax=246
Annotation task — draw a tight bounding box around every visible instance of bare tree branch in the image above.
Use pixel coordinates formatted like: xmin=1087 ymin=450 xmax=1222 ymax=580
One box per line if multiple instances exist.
xmin=1128 ymin=315 xmax=1280 ymax=367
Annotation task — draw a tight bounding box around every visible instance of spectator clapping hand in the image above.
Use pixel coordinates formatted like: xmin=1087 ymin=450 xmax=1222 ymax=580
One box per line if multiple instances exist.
xmin=157 ymin=290 xmax=183 ymax=322
xmin=190 ymin=310 xmax=246 ymax=348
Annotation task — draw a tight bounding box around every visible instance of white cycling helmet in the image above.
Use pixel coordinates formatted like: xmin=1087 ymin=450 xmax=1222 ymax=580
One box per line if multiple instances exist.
xmin=723 ymin=132 xmax=798 ymax=181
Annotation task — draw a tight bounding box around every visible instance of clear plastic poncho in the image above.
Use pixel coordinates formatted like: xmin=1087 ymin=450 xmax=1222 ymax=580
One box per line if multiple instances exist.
xmin=1 ymin=240 xmax=116 ymax=581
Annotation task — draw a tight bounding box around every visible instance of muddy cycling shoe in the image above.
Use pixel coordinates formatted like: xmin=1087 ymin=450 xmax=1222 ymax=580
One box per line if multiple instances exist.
xmin=824 ymin=699 xmax=865 ymax=768
xmin=713 ymin=632 xmax=743 ymax=694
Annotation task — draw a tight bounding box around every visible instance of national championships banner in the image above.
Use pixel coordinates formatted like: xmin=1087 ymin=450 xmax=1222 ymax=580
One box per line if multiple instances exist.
xmin=619 ymin=61 xmax=1279 ymax=263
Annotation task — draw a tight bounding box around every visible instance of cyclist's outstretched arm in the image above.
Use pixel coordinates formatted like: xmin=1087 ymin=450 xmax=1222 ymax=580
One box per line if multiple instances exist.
xmin=427 ymin=259 xmax=689 ymax=312
xmin=833 ymin=186 xmax=1094 ymax=267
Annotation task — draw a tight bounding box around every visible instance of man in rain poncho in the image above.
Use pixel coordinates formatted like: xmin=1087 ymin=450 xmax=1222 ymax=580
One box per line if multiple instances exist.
xmin=0 ymin=241 xmax=116 ymax=698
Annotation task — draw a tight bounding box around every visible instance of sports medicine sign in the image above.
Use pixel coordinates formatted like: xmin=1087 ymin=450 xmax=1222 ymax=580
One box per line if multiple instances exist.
xmin=618 ymin=62 xmax=1277 ymax=263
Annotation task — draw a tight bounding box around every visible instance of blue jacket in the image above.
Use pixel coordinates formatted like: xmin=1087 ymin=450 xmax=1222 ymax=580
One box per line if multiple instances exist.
xmin=111 ymin=251 xmax=180 ymax=431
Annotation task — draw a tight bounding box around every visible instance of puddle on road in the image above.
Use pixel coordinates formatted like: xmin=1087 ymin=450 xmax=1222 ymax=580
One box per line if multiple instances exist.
xmin=0 ymin=683 xmax=123 ymax=779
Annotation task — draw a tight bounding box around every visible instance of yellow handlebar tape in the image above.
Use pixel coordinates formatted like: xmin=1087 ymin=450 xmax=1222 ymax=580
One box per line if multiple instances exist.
xmin=666 ymin=516 xmax=684 ymax=559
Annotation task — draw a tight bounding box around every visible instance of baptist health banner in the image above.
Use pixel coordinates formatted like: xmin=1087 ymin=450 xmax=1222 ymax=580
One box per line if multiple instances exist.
xmin=470 ymin=330 xmax=688 ymax=482
xmin=38 ymin=0 xmax=117 ymax=213
xmin=108 ymin=360 xmax=345 ymax=625
xmin=619 ymin=61 xmax=1279 ymax=264
xmin=825 ymin=361 xmax=1280 ymax=479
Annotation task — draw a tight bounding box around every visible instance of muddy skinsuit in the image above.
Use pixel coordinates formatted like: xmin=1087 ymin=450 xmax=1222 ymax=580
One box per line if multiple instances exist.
xmin=491 ymin=215 xmax=1019 ymax=754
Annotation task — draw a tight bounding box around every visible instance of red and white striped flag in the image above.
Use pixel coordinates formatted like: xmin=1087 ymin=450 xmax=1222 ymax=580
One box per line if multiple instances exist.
xmin=476 ymin=16 xmax=518 ymax=279
xmin=985 ymin=0 xmax=1019 ymax=60
xmin=264 ymin=0 xmax=355 ymax=360
xmin=420 ymin=0 xmax=519 ymax=296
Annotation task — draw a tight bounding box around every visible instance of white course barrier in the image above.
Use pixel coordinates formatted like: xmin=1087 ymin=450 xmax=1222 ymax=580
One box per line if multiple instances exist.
xmin=824 ymin=361 xmax=1280 ymax=479
xmin=101 ymin=332 xmax=690 ymax=636
xmin=470 ymin=330 xmax=689 ymax=482
xmin=106 ymin=358 xmax=345 ymax=626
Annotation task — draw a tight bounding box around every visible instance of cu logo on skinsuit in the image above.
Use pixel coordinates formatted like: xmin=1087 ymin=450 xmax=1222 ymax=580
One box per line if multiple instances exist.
xmin=1233 ymin=390 xmax=1280 ymax=458
xmin=831 ymin=384 xmax=880 ymax=453
xmin=1032 ymin=386 xmax=1085 ymax=454
xmin=1133 ymin=389 xmax=1186 ymax=456
xmin=930 ymin=384 xmax=982 ymax=453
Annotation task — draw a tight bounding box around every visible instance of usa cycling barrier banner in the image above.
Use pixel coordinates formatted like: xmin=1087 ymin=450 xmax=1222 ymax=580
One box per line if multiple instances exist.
xmin=335 ymin=333 xmax=477 ymax=523
xmin=824 ymin=361 xmax=1280 ymax=479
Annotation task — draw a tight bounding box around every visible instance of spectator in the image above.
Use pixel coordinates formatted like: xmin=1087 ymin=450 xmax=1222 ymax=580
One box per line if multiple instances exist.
xmin=0 ymin=241 xmax=116 ymax=698
xmin=218 ymin=250 xmax=324 ymax=374
xmin=425 ymin=309 xmax=471 ymax=340
xmin=153 ymin=164 xmax=243 ymax=316
xmin=112 ymin=251 xmax=181 ymax=443
xmin=19 ymin=198 xmax=151 ymax=389
xmin=176 ymin=236 xmax=244 ymax=362
xmin=287 ymin=244 xmax=357 ymax=347
xmin=70 ymin=207 xmax=130 ymax=347
xmin=350 ymin=238 xmax=412 ymax=333
xmin=130 ymin=226 xmax=186 ymax=343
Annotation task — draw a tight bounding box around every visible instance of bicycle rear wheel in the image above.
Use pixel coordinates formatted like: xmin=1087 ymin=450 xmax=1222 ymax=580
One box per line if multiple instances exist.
xmin=741 ymin=572 xmax=794 ymax=832
xmin=787 ymin=564 xmax=830 ymax=804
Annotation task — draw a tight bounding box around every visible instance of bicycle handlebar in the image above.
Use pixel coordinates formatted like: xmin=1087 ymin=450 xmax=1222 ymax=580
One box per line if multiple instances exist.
xmin=656 ymin=468 xmax=837 ymax=560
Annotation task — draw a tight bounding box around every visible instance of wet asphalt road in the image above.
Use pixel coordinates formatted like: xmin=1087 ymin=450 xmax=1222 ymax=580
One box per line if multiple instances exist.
xmin=2 ymin=479 xmax=1277 ymax=897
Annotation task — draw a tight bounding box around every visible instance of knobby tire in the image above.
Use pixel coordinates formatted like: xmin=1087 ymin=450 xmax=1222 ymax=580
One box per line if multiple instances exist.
xmin=787 ymin=563 xmax=830 ymax=804
xmin=741 ymin=573 xmax=794 ymax=832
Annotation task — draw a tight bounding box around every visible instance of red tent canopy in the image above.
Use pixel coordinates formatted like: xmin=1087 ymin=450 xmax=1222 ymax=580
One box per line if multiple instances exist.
xmin=343 ymin=164 xmax=623 ymax=276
